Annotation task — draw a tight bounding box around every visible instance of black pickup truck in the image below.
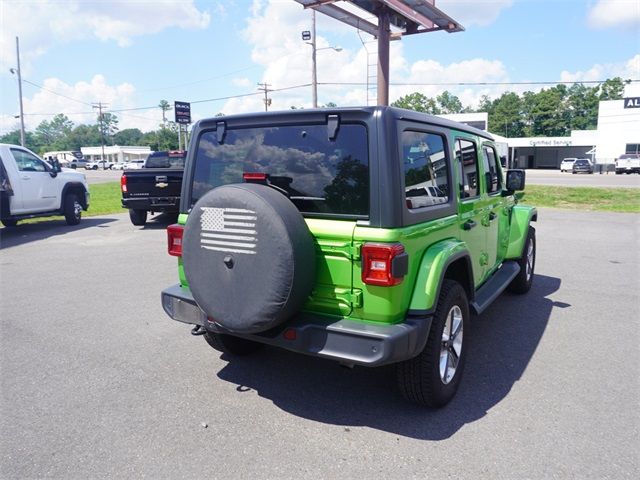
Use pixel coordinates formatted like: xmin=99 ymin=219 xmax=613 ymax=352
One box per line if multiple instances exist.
xmin=121 ymin=150 xmax=185 ymax=225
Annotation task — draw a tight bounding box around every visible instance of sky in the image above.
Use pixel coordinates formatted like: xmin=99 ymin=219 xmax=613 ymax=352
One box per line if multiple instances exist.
xmin=0 ymin=0 xmax=639 ymax=136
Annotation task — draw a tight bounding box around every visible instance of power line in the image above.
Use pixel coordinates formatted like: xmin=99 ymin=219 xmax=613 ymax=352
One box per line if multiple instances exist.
xmin=319 ymin=79 xmax=639 ymax=87
xmin=21 ymin=78 xmax=94 ymax=106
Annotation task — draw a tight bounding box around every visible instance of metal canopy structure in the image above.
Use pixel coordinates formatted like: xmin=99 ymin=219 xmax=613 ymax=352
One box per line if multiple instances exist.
xmin=294 ymin=0 xmax=464 ymax=105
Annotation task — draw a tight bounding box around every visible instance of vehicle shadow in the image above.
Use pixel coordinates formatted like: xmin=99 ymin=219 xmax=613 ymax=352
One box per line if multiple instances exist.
xmin=0 ymin=217 xmax=117 ymax=250
xmin=139 ymin=212 xmax=179 ymax=230
xmin=213 ymin=274 xmax=561 ymax=440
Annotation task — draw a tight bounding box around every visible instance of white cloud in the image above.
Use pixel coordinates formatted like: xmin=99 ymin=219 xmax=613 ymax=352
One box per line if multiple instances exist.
xmin=0 ymin=0 xmax=210 ymax=72
xmin=437 ymin=0 xmax=513 ymax=27
xmin=0 ymin=75 xmax=163 ymax=134
xmin=587 ymin=0 xmax=640 ymax=29
xmin=560 ymin=54 xmax=640 ymax=82
xmin=220 ymin=0 xmax=513 ymax=114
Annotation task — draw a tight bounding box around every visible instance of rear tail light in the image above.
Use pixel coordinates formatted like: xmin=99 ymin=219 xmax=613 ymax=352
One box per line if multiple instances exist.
xmin=120 ymin=174 xmax=127 ymax=193
xmin=167 ymin=224 xmax=184 ymax=257
xmin=361 ymin=243 xmax=408 ymax=287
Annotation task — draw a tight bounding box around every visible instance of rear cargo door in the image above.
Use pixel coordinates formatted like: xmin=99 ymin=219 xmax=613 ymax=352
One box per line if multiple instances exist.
xmin=303 ymin=219 xmax=359 ymax=317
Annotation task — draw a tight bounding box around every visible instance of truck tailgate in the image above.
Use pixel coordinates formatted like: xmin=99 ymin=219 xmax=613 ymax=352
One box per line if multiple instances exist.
xmin=123 ymin=170 xmax=183 ymax=198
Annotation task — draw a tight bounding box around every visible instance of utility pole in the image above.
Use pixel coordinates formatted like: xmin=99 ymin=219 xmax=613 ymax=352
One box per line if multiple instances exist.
xmin=12 ymin=37 xmax=26 ymax=147
xmin=92 ymin=102 xmax=108 ymax=164
xmin=257 ymin=83 xmax=272 ymax=111
xmin=311 ymin=10 xmax=317 ymax=108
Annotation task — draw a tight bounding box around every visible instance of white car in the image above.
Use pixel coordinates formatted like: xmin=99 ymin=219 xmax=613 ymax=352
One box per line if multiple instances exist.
xmin=560 ymin=158 xmax=577 ymax=172
xmin=111 ymin=163 xmax=125 ymax=170
xmin=124 ymin=159 xmax=145 ymax=169
xmin=86 ymin=160 xmax=113 ymax=170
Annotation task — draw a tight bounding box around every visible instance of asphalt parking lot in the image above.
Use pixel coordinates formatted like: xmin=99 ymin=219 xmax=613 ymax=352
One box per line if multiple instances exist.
xmin=1 ymin=209 xmax=638 ymax=479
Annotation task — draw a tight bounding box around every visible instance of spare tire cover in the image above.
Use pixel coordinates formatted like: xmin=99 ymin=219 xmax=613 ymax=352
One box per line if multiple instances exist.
xmin=183 ymin=183 xmax=316 ymax=333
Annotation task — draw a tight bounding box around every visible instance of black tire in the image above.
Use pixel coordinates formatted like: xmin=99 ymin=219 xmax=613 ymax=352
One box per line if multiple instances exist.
xmin=129 ymin=209 xmax=147 ymax=226
xmin=92 ymin=165 xmax=98 ymax=170
xmin=508 ymin=226 xmax=536 ymax=294
xmin=1 ymin=219 xmax=18 ymax=227
xmin=71 ymin=164 xmax=77 ymax=169
xmin=63 ymin=194 xmax=82 ymax=225
xmin=203 ymin=332 xmax=263 ymax=356
xmin=182 ymin=183 xmax=315 ymax=334
xmin=397 ymin=280 xmax=469 ymax=408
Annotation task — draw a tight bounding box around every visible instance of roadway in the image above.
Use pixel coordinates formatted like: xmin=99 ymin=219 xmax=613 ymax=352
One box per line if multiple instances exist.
xmin=1 ymin=209 xmax=638 ymax=479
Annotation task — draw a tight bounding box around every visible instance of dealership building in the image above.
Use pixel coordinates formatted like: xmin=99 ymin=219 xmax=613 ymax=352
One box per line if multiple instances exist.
xmin=81 ymin=145 xmax=151 ymax=167
xmin=445 ymin=85 xmax=640 ymax=169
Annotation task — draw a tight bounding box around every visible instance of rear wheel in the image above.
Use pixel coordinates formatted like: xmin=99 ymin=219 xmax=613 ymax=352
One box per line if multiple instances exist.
xmin=204 ymin=332 xmax=263 ymax=356
xmin=1 ymin=219 xmax=18 ymax=227
xmin=64 ymin=194 xmax=82 ymax=225
xmin=129 ymin=209 xmax=147 ymax=226
xmin=397 ymin=280 xmax=469 ymax=407
xmin=508 ymin=226 xmax=536 ymax=294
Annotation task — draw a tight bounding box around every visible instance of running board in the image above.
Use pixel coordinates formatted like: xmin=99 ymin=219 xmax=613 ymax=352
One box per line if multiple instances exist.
xmin=471 ymin=261 xmax=520 ymax=315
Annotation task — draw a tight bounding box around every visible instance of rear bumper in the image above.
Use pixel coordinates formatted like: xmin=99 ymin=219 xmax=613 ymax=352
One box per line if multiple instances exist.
xmin=161 ymin=284 xmax=432 ymax=367
xmin=122 ymin=197 xmax=179 ymax=212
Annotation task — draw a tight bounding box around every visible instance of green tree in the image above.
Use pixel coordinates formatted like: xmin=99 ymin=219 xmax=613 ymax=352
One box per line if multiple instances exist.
xmin=98 ymin=112 xmax=119 ymax=144
xmin=565 ymin=83 xmax=600 ymax=131
xmin=436 ymin=91 xmax=464 ymax=114
xmin=489 ymin=92 xmax=524 ymax=137
xmin=158 ymin=100 xmax=172 ymax=125
xmin=66 ymin=124 xmax=101 ymax=150
xmin=35 ymin=113 xmax=74 ymax=149
xmin=113 ymin=128 xmax=143 ymax=145
xmin=391 ymin=92 xmax=440 ymax=114
xmin=599 ymin=77 xmax=626 ymax=100
xmin=0 ymin=130 xmax=41 ymax=151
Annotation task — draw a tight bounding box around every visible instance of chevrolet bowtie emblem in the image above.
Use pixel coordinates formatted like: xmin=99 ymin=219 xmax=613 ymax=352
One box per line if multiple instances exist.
xmin=156 ymin=182 xmax=169 ymax=188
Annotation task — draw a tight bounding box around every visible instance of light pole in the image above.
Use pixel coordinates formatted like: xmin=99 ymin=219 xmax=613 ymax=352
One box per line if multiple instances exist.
xmin=302 ymin=11 xmax=341 ymax=108
xmin=10 ymin=36 xmax=26 ymax=146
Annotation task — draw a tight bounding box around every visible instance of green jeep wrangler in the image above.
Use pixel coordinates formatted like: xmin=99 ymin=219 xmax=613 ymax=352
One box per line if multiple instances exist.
xmin=162 ymin=107 xmax=537 ymax=407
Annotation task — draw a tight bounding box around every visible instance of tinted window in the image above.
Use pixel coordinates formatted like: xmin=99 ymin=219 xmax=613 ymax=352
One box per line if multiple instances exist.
xmin=482 ymin=145 xmax=502 ymax=194
xmin=192 ymin=124 xmax=369 ymax=217
xmin=402 ymin=131 xmax=449 ymax=210
xmin=455 ymin=139 xmax=479 ymax=198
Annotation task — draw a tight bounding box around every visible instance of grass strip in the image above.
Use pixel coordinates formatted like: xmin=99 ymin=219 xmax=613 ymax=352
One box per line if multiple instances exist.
xmin=521 ymin=185 xmax=640 ymax=213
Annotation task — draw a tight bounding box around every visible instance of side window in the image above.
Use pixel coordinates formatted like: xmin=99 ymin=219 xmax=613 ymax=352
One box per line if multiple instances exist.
xmin=11 ymin=149 xmax=47 ymax=173
xmin=402 ymin=131 xmax=449 ymax=210
xmin=455 ymin=139 xmax=479 ymax=198
xmin=482 ymin=145 xmax=502 ymax=194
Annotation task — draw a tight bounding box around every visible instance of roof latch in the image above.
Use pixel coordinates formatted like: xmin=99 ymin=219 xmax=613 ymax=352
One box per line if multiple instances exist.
xmin=327 ymin=114 xmax=340 ymax=141
xmin=216 ymin=121 xmax=226 ymax=144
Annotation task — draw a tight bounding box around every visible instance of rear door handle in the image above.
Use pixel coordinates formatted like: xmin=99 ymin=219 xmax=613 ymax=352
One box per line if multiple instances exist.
xmin=489 ymin=212 xmax=497 ymax=221
xmin=463 ymin=220 xmax=477 ymax=230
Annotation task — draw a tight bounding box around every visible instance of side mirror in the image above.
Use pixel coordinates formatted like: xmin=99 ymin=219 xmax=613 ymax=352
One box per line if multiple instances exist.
xmin=48 ymin=158 xmax=61 ymax=177
xmin=504 ymin=169 xmax=525 ymax=194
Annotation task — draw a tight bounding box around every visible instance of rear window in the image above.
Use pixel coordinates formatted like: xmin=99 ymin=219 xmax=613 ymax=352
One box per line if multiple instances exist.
xmin=191 ymin=124 xmax=369 ymax=217
xmin=575 ymin=160 xmax=590 ymax=166
xmin=146 ymin=151 xmax=186 ymax=169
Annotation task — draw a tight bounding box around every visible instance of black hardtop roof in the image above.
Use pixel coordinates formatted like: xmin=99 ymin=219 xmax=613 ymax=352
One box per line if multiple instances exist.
xmin=194 ymin=106 xmax=494 ymax=142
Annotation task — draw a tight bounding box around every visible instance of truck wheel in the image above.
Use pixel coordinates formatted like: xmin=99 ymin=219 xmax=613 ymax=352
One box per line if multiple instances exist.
xmin=507 ymin=226 xmax=536 ymax=294
xmin=129 ymin=209 xmax=147 ymax=226
xmin=397 ymin=280 xmax=469 ymax=407
xmin=1 ymin=219 xmax=18 ymax=227
xmin=203 ymin=332 xmax=263 ymax=356
xmin=64 ymin=194 xmax=82 ymax=225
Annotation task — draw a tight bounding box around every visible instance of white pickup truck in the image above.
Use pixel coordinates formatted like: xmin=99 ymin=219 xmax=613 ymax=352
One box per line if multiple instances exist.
xmin=615 ymin=154 xmax=640 ymax=175
xmin=0 ymin=143 xmax=90 ymax=227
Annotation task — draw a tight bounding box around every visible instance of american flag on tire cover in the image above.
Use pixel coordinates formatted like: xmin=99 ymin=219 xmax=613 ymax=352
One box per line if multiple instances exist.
xmin=199 ymin=207 xmax=258 ymax=255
